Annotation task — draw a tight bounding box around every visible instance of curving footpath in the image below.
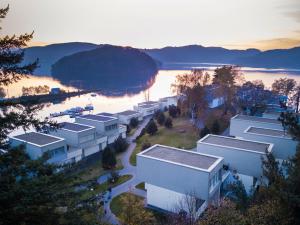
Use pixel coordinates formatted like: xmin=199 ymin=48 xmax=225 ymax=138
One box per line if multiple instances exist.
xmin=101 ymin=117 xmax=151 ymax=225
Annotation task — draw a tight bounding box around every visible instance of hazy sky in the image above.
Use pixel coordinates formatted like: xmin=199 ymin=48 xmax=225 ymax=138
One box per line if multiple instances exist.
xmin=1 ymin=0 xmax=300 ymax=50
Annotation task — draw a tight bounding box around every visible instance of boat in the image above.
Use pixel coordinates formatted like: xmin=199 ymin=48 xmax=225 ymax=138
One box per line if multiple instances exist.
xmin=91 ymin=93 xmax=97 ymax=97
xmin=50 ymin=112 xmax=60 ymax=118
xmin=84 ymin=104 xmax=94 ymax=111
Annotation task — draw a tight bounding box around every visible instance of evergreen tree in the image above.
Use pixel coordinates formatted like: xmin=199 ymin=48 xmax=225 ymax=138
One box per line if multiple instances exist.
xmin=146 ymin=119 xmax=158 ymax=135
xmin=164 ymin=117 xmax=173 ymax=128
xmin=112 ymin=135 xmax=129 ymax=153
xmin=200 ymin=126 xmax=210 ymax=138
xmin=211 ymin=119 xmax=220 ymax=134
xmin=129 ymin=117 xmax=139 ymax=128
xmin=102 ymin=147 xmax=117 ymax=169
xmin=157 ymin=111 xmax=166 ymax=125
xmin=169 ymin=105 xmax=179 ymax=118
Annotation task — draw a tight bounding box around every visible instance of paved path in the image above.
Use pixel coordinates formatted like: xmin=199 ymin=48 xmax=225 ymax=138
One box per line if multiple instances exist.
xmin=102 ymin=117 xmax=150 ymax=224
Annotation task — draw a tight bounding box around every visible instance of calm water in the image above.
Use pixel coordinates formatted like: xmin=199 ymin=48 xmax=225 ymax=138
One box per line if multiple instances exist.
xmin=4 ymin=68 xmax=300 ymax=124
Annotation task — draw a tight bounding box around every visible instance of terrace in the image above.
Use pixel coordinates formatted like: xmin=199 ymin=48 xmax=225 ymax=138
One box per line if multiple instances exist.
xmin=12 ymin=132 xmax=64 ymax=146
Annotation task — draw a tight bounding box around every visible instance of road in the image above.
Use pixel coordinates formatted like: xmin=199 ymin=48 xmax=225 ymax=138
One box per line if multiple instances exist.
xmin=101 ymin=117 xmax=151 ymax=224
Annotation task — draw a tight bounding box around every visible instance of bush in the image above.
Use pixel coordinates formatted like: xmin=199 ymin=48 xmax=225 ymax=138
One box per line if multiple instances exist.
xmin=129 ymin=117 xmax=139 ymax=128
xmin=102 ymin=147 xmax=117 ymax=169
xmin=156 ymin=111 xmax=166 ymax=125
xmin=136 ymin=128 xmax=146 ymax=140
xmin=126 ymin=124 xmax=131 ymax=134
xmin=154 ymin=110 xmax=162 ymax=120
xmin=146 ymin=119 xmax=158 ymax=135
xmin=112 ymin=136 xmax=129 ymax=153
xmin=169 ymin=105 xmax=180 ymax=118
xmin=164 ymin=117 xmax=173 ymax=128
xmin=142 ymin=142 xmax=151 ymax=150
xmin=108 ymin=171 xmax=120 ymax=184
xmin=211 ymin=119 xmax=221 ymax=134
xmin=200 ymin=126 xmax=210 ymax=138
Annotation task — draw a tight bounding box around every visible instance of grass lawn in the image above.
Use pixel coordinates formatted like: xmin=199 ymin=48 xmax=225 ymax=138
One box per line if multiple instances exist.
xmin=80 ymin=174 xmax=132 ymax=200
xmin=130 ymin=116 xmax=199 ymax=166
xmin=110 ymin=193 xmax=144 ymax=217
xmin=68 ymin=154 xmax=123 ymax=186
xmin=135 ymin=182 xmax=146 ymax=191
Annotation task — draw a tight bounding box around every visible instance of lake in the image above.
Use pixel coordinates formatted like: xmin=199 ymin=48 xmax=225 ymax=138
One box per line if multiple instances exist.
xmin=4 ymin=67 xmax=300 ymax=124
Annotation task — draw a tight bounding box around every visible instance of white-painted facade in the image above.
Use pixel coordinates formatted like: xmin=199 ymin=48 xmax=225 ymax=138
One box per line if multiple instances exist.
xmin=117 ymin=110 xmax=143 ymax=125
xmin=159 ymin=96 xmax=178 ymax=109
xmin=229 ymin=114 xmax=283 ymax=137
xmin=133 ymin=104 xmax=160 ymax=117
xmin=137 ymin=145 xmax=223 ymax=215
xmin=240 ymin=126 xmax=298 ymax=160
xmin=10 ymin=132 xmax=67 ymax=164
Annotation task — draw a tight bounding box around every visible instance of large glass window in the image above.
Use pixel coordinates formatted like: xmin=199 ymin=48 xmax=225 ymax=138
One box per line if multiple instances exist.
xmin=105 ymin=123 xmax=118 ymax=131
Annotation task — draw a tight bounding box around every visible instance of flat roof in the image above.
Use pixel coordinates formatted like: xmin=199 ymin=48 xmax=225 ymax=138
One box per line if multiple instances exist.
xmin=118 ymin=110 xmax=139 ymax=116
xmin=12 ymin=132 xmax=64 ymax=146
xmin=139 ymin=145 xmax=221 ymax=171
xmin=233 ymin=114 xmax=281 ymax=124
xmin=199 ymin=135 xmax=271 ymax=154
xmin=78 ymin=114 xmax=116 ymax=122
xmin=139 ymin=101 xmax=159 ymax=105
xmin=97 ymin=112 xmax=114 ymax=117
xmin=246 ymin=127 xmax=291 ymax=138
xmin=139 ymin=104 xmax=157 ymax=109
xmin=59 ymin=122 xmax=94 ymax=132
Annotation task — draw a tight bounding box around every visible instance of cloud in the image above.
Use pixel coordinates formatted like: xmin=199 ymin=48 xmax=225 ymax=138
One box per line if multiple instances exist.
xmin=285 ymin=10 xmax=300 ymax=23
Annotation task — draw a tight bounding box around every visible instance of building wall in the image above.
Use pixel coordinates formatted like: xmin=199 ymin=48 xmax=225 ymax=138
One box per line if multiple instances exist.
xmin=75 ymin=118 xmax=105 ymax=133
xmin=262 ymin=113 xmax=280 ymax=120
xmin=50 ymin=129 xmax=79 ymax=146
xmin=197 ymin=142 xmax=266 ymax=178
xmin=118 ymin=113 xmax=141 ymax=125
xmin=83 ymin=145 xmax=100 ymax=157
xmin=230 ymin=118 xmax=283 ymax=137
xmin=240 ymin=132 xmax=297 ymax=160
xmin=137 ymin=156 xmax=211 ymax=201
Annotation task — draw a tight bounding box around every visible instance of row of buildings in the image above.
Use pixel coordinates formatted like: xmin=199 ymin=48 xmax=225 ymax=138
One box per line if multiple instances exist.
xmin=137 ymin=109 xmax=297 ymax=216
xmin=9 ymin=96 xmax=178 ymax=164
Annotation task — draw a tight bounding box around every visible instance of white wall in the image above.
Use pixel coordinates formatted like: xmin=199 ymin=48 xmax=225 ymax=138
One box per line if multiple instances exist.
xmin=83 ymin=145 xmax=100 ymax=157
xmin=230 ymin=117 xmax=283 ymax=137
xmin=240 ymin=131 xmax=297 ymax=160
xmin=197 ymin=141 xmax=267 ymax=178
xmin=75 ymin=117 xmax=105 ymax=133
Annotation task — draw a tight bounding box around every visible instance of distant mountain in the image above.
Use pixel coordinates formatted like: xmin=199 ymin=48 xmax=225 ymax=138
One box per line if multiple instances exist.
xmin=51 ymin=45 xmax=158 ymax=93
xmin=234 ymin=47 xmax=300 ymax=69
xmin=23 ymin=42 xmax=99 ymax=75
xmin=143 ymin=45 xmax=300 ymax=69
xmin=143 ymin=45 xmax=261 ymax=64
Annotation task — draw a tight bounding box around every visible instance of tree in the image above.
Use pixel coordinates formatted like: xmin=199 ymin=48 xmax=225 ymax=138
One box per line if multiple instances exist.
xmin=112 ymin=135 xmax=129 ymax=153
xmin=211 ymin=119 xmax=220 ymax=134
xmin=0 ymin=146 xmax=103 ymax=225
xmin=200 ymin=126 xmax=210 ymax=138
xmin=118 ymin=192 xmax=155 ymax=225
xmin=0 ymin=87 xmax=5 ymax=98
xmin=142 ymin=142 xmax=151 ymax=150
xmin=272 ymin=78 xmax=296 ymax=97
xmin=212 ymin=66 xmax=244 ymax=114
xmin=169 ymin=105 xmax=180 ymax=118
xmin=172 ymin=69 xmax=210 ymax=117
xmin=165 ymin=117 xmax=173 ymax=128
xmin=129 ymin=117 xmax=139 ymax=128
xmin=156 ymin=111 xmax=166 ymax=125
xmin=102 ymin=147 xmax=117 ymax=169
xmin=146 ymin=119 xmax=158 ymax=135
xmin=0 ymin=5 xmax=56 ymax=147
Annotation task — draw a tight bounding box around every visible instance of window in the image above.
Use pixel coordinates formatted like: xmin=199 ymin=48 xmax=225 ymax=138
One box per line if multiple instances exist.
xmin=48 ymin=146 xmax=65 ymax=158
xmin=105 ymin=123 xmax=118 ymax=131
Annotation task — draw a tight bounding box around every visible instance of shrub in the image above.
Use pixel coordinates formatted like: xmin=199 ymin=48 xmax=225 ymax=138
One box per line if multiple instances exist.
xmin=154 ymin=110 xmax=162 ymax=120
xmin=164 ymin=117 xmax=173 ymax=128
xmin=102 ymin=147 xmax=117 ymax=169
xmin=211 ymin=119 xmax=221 ymax=134
xmin=169 ymin=105 xmax=179 ymax=118
xmin=146 ymin=119 xmax=158 ymax=135
xmin=142 ymin=142 xmax=151 ymax=150
xmin=126 ymin=124 xmax=131 ymax=134
xmin=108 ymin=171 xmax=120 ymax=184
xmin=136 ymin=128 xmax=146 ymax=140
xmin=156 ymin=111 xmax=166 ymax=125
xmin=200 ymin=126 xmax=210 ymax=138
xmin=129 ymin=117 xmax=139 ymax=128
xmin=112 ymin=136 xmax=129 ymax=153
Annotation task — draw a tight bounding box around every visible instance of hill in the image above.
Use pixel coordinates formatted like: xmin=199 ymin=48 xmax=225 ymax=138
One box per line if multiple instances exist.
xmin=23 ymin=42 xmax=99 ymax=75
xmin=51 ymin=45 xmax=158 ymax=93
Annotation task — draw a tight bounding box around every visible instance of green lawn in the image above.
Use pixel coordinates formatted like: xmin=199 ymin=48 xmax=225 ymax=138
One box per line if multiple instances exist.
xmin=130 ymin=116 xmax=199 ymax=165
xmin=135 ymin=182 xmax=146 ymax=191
xmin=110 ymin=193 xmax=144 ymax=217
xmin=80 ymin=174 xmax=132 ymax=201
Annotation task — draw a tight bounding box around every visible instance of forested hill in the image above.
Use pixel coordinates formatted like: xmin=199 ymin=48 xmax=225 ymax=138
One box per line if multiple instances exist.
xmin=51 ymin=45 xmax=158 ymax=92
xmin=23 ymin=42 xmax=99 ymax=75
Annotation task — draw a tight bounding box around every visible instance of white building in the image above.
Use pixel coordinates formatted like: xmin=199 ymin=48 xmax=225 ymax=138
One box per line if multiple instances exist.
xmin=75 ymin=114 xmax=126 ymax=144
xmin=197 ymin=135 xmax=273 ymax=186
xmin=205 ymin=85 xmax=225 ymax=109
xmin=137 ymin=144 xmax=224 ymax=215
xmin=159 ymin=96 xmax=178 ymax=109
xmin=230 ymin=114 xmax=283 ymax=137
xmin=10 ymin=132 xmax=67 ymax=164
xmin=116 ymin=110 xmax=143 ymax=125
xmin=134 ymin=102 xmax=160 ymax=117
xmin=50 ymin=122 xmax=107 ymax=161
xmin=240 ymin=126 xmax=297 ymax=160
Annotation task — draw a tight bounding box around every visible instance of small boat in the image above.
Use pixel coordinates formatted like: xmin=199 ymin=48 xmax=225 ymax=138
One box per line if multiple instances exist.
xmin=91 ymin=93 xmax=97 ymax=97
xmin=50 ymin=112 xmax=60 ymax=118
xmin=84 ymin=104 xmax=94 ymax=111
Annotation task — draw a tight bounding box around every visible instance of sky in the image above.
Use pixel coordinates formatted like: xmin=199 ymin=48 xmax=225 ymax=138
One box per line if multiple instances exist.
xmin=1 ymin=0 xmax=300 ymax=50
